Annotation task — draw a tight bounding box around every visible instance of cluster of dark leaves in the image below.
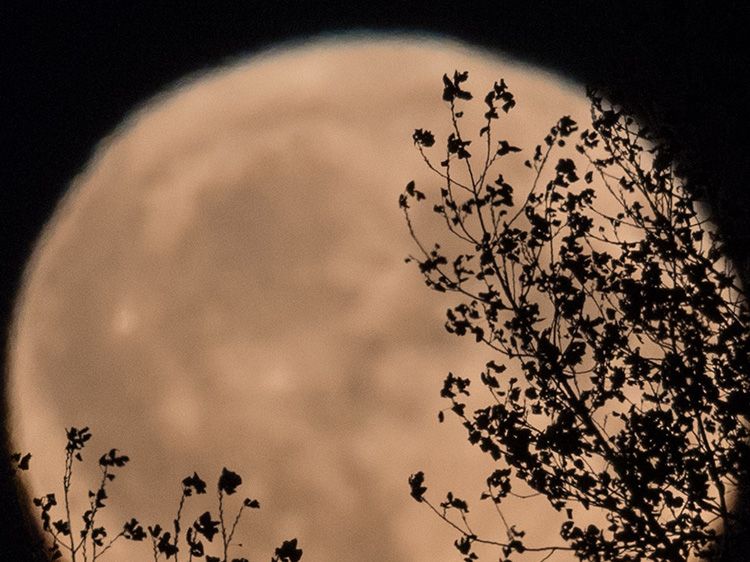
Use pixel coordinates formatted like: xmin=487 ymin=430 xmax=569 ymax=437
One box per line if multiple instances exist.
xmin=402 ymin=72 xmax=750 ymax=562
xmin=12 ymin=427 xmax=302 ymax=562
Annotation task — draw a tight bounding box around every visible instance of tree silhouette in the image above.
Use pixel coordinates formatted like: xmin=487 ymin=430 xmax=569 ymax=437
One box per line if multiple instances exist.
xmin=10 ymin=427 xmax=302 ymax=562
xmin=401 ymin=71 xmax=750 ymax=561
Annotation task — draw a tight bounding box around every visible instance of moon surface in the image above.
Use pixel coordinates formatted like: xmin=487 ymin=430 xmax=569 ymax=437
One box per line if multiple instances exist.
xmin=8 ymin=36 xmax=593 ymax=561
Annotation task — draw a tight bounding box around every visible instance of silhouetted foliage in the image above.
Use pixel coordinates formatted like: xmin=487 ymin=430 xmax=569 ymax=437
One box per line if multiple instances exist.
xmin=402 ymin=71 xmax=750 ymax=561
xmin=11 ymin=427 xmax=302 ymax=562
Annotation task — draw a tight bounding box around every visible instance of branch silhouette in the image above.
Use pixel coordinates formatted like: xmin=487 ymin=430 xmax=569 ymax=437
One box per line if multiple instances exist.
xmin=402 ymin=71 xmax=750 ymax=561
xmin=10 ymin=427 xmax=303 ymax=562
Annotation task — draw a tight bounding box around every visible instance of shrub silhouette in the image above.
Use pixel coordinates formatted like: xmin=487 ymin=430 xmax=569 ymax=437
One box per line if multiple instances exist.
xmin=401 ymin=71 xmax=750 ymax=561
xmin=10 ymin=427 xmax=302 ymax=562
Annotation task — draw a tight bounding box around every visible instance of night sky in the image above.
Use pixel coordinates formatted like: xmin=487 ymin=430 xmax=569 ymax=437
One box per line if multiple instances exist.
xmin=2 ymin=3 xmax=750 ymax=559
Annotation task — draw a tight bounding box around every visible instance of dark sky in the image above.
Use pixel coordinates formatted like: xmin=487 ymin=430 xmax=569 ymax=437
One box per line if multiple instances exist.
xmin=2 ymin=2 xmax=749 ymax=559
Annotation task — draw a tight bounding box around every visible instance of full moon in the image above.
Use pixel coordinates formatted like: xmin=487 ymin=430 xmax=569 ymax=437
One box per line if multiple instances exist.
xmin=8 ymin=36 xmax=593 ymax=561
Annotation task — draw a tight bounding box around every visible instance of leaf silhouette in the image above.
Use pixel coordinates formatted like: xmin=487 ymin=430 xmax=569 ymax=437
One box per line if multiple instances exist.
xmin=218 ymin=467 xmax=242 ymax=495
